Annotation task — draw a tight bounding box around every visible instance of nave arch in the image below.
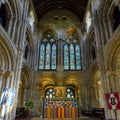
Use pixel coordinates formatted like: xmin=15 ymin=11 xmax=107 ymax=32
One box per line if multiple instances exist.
xmin=32 ymin=71 xmax=86 ymax=116
xmin=0 ymin=32 xmax=16 ymax=91
xmin=89 ymin=67 xmax=104 ymax=108
xmin=105 ymin=35 xmax=120 ymax=93
xmin=17 ymin=66 xmax=32 ymax=107
xmin=104 ymin=34 xmax=120 ymax=119
xmin=0 ymin=32 xmax=16 ymax=71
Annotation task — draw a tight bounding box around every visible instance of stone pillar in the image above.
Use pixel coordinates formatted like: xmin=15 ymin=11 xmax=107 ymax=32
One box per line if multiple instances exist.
xmin=77 ymin=89 xmax=81 ymax=117
xmin=39 ymin=90 xmax=44 ymax=118
xmin=15 ymin=20 xmax=22 ymax=46
xmin=106 ymin=71 xmax=116 ymax=92
xmin=107 ymin=19 xmax=113 ymax=37
xmin=0 ymin=70 xmax=15 ymax=120
xmin=7 ymin=15 xmax=13 ymax=36
xmin=11 ymin=17 xmax=17 ymax=40
xmin=23 ymin=87 xmax=27 ymax=106
xmin=0 ymin=69 xmax=5 ymax=92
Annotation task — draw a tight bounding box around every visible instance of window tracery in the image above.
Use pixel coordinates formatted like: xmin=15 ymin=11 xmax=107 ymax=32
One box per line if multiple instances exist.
xmin=39 ymin=33 xmax=57 ymax=70
xmin=63 ymin=27 xmax=81 ymax=70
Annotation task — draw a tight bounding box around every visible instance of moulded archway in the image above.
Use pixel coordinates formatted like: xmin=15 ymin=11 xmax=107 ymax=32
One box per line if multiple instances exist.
xmin=89 ymin=67 xmax=104 ymax=108
xmin=17 ymin=67 xmax=32 ymax=107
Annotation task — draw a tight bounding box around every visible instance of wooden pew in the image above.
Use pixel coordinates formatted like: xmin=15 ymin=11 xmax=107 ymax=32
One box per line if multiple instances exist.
xmin=93 ymin=108 xmax=105 ymax=120
xmin=82 ymin=108 xmax=105 ymax=120
xmin=82 ymin=109 xmax=93 ymax=116
xmin=15 ymin=107 xmax=29 ymax=119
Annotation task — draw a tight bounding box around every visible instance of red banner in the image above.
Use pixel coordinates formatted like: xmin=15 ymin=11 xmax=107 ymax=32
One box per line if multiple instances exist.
xmin=106 ymin=92 xmax=120 ymax=109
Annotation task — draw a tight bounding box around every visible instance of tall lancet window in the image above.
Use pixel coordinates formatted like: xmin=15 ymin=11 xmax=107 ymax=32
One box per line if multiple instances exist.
xmin=63 ymin=27 xmax=81 ymax=70
xmin=39 ymin=33 xmax=57 ymax=70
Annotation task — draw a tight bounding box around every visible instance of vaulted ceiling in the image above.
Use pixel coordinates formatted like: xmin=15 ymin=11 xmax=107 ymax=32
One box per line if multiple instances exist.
xmin=32 ymin=0 xmax=88 ymax=22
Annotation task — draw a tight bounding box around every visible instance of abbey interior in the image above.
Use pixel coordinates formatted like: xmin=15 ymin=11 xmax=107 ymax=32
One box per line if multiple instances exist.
xmin=0 ymin=0 xmax=120 ymax=120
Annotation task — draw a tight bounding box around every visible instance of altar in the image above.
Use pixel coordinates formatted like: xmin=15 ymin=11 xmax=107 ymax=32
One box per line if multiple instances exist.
xmin=43 ymin=99 xmax=78 ymax=118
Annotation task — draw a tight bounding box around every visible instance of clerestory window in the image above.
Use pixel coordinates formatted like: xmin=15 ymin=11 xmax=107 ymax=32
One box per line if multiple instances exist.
xmin=63 ymin=36 xmax=81 ymax=70
xmin=39 ymin=34 xmax=57 ymax=70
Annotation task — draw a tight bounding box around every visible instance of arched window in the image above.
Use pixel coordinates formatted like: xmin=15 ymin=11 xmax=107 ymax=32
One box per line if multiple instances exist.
xmin=0 ymin=4 xmax=6 ymax=28
xmin=24 ymin=34 xmax=30 ymax=61
xmin=113 ymin=6 xmax=120 ymax=31
xmin=45 ymin=88 xmax=55 ymax=99
xmin=28 ymin=10 xmax=35 ymax=32
xmin=63 ymin=36 xmax=81 ymax=70
xmin=85 ymin=11 xmax=92 ymax=32
xmin=39 ymin=34 xmax=57 ymax=70
xmin=24 ymin=44 xmax=29 ymax=60
xmin=66 ymin=88 xmax=75 ymax=99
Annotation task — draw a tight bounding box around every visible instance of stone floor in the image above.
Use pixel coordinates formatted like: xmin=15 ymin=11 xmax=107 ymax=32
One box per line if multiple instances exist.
xmin=31 ymin=117 xmax=100 ymax=120
xmin=16 ymin=116 xmax=100 ymax=120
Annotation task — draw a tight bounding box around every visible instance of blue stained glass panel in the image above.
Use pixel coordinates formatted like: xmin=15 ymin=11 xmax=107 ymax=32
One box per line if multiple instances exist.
xmin=64 ymin=44 xmax=69 ymax=70
xmin=75 ymin=45 xmax=81 ymax=70
xmin=45 ymin=43 xmax=51 ymax=69
xmin=70 ymin=44 xmax=75 ymax=70
xmin=52 ymin=44 xmax=56 ymax=69
xmin=50 ymin=38 xmax=55 ymax=43
xmin=43 ymin=38 xmax=47 ymax=42
xmin=39 ymin=44 xmax=45 ymax=69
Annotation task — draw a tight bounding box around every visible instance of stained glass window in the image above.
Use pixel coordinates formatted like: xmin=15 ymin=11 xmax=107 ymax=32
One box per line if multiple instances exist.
xmin=45 ymin=88 xmax=55 ymax=99
xmin=75 ymin=45 xmax=81 ymax=70
xmin=63 ymin=38 xmax=81 ymax=70
xmin=64 ymin=44 xmax=69 ymax=70
xmin=39 ymin=44 xmax=45 ymax=69
xmin=52 ymin=44 xmax=56 ymax=69
xmin=45 ymin=43 xmax=51 ymax=69
xmin=39 ymin=35 xmax=57 ymax=70
xmin=70 ymin=44 xmax=75 ymax=70
xmin=66 ymin=88 xmax=75 ymax=99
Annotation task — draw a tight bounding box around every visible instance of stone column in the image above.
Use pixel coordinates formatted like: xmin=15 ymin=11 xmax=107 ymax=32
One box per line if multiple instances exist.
xmin=106 ymin=71 xmax=116 ymax=92
xmin=0 ymin=71 xmax=15 ymax=120
xmin=77 ymin=89 xmax=81 ymax=117
xmin=7 ymin=15 xmax=13 ymax=36
xmin=0 ymin=69 xmax=5 ymax=92
xmin=11 ymin=17 xmax=17 ymax=40
xmin=40 ymin=90 xmax=44 ymax=118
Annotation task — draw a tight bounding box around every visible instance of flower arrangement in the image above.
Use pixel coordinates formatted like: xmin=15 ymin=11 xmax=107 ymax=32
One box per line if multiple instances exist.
xmin=24 ymin=98 xmax=34 ymax=109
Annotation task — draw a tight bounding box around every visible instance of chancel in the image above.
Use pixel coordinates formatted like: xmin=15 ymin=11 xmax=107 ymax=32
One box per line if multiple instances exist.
xmin=0 ymin=0 xmax=120 ymax=120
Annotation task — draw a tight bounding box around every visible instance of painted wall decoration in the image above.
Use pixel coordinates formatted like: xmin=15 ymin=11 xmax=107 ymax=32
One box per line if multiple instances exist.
xmin=55 ymin=86 xmax=66 ymax=98
xmin=0 ymin=88 xmax=16 ymax=106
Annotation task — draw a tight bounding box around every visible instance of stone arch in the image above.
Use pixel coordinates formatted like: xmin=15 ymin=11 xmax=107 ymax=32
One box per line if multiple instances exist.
xmin=23 ymin=29 xmax=34 ymax=61
xmin=0 ymin=0 xmax=22 ymax=43
xmin=112 ymin=6 xmax=120 ymax=31
xmin=8 ymin=0 xmax=22 ymax=20
xmin=62 ymin=72 xmax=85 ymax=104
xmin=106 ymin=38 xmax=120 ymax=71
xmin=0 ymin=1 xmax=13 ymax=30
xmin=89 ymin=66 xmax=104 ymax=108
xmin=62 ymin=73 xmax=83 ymax=89
xmin=107 ymin=0 xmax=120 ymax=32
xmin=104 ymin=35 xmax=120 ymax=119
xmin=63 ymin=25 xmax=81 ymax=40
xmin=17 ymin=66 xmax=32 ymax=107
xmin=39 ymin=25 xmax=58 ymax=41
xmin=36 ymin=72 xmax=58 ymax=90
xmin=0 ymin=32 xmax=16 ymax=71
